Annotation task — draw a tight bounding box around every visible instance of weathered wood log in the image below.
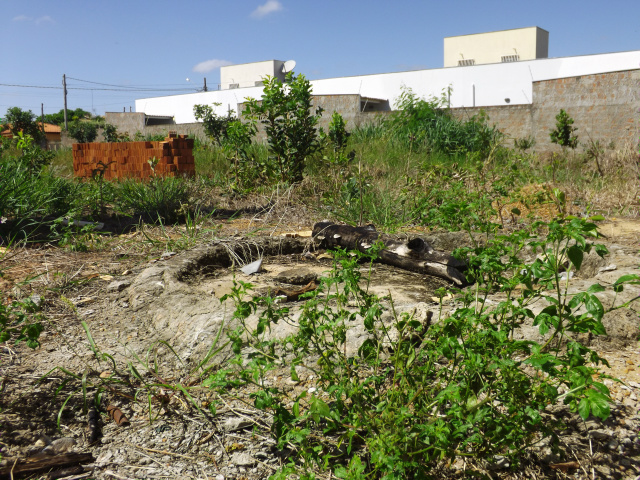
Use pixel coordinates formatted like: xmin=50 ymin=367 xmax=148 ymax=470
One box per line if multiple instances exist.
xmin=0 ymin=452 xmax=93 ymax=477
xmin=312 ymin=222 xmax=468 ymax=286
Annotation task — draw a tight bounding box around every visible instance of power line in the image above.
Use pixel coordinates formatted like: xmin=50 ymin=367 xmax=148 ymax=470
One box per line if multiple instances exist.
xmin=66 ymin=76 xmax=192 ymax=88
xmin=0 ymin=82 xmax=198 ymax=93
xmin=0 ymin=83 xmax=61 ymax=89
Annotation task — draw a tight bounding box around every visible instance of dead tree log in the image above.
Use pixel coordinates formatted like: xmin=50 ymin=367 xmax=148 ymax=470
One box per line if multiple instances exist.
xmin=312 ymin=222 xmax=468 ymax=286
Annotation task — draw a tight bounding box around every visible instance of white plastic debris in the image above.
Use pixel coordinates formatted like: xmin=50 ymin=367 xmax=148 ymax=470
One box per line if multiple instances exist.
xmin=241 ymin=259 xmax=263 ymax=275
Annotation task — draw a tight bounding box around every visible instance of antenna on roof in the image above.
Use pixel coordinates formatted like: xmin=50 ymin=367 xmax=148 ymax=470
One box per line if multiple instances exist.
xmin=281 ymin=60 xmax=296 ymax=73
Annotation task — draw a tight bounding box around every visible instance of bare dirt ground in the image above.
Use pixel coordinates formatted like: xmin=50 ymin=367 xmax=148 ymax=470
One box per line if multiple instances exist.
xmin=0 ymin=215 xmax=639 ymax=480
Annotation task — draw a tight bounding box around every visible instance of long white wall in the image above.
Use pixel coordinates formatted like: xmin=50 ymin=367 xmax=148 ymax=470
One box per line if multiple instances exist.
xmin=135 ymin=50 xmax=640 ymax=124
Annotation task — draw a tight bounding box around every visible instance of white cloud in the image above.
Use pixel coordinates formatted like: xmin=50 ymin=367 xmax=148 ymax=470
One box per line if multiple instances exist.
xmin=12 ymin=14 xmax=54 ymax=24
xmin=251 ymin=0 xmax=282 ymax=19
xmin=192 ymin=59 xmax=233 ymax=74
xmin=35 ymin=16 xmax=54 ymax=25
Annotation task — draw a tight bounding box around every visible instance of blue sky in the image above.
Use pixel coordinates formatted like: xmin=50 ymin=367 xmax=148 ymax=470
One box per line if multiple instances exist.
xmin=2 ymin=0 xmax=639 ymax=118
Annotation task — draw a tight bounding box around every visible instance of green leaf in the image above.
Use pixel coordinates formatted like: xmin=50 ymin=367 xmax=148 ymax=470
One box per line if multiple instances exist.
xmin=567 ymin=245 xmax=584 ymax=271
xmin=309 ymin=396 xmax=331 ymax=423
xmin=358 ymin=338 xmax=378 ymax=361
xmin=587 ymin=390 xmax=610 ymax=420
xmin=614 ymin=274 xmax=640 ymax=285
xmin=584 ymin=294 xmax=604 ymax=321
xmin=577 ymin=398 xmax=590 ymax=419
xmin=586 ymin=283 xmax=605 ymax=294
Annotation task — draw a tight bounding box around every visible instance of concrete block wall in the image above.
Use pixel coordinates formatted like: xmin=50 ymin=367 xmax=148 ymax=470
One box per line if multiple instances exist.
xmin=450 ymin=105 xmax=533 ymax=145
xmin=72 ymin=134 xmax=195 ymax=180
xmin=104 ymin=112 xmax=146 ymax=134
xmin=449 ymin=69 xmax=640 ymax=153
xmin=532 ymin=70 xmax=640 ymax=152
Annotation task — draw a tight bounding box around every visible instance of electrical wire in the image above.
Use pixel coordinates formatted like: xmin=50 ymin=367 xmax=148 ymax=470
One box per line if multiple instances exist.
xmin=0 ymin=82 xmax=197 ymax=93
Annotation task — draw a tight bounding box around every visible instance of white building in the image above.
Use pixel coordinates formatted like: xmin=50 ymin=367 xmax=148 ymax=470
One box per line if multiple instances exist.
xmin=444 ymin=26 xmax=549 ymax=67
xmin=134 ymin=28 xmax=640 ymax=124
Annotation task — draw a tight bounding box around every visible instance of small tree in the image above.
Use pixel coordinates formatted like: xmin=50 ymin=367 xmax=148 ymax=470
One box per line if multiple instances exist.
xmin=2 ymin=107 xmax=45 ymax=144
xmin=193 ymin=103 xmax=235 ymax=146
xmin=549 ymin=109 xmax=578 ymax=149
xmin=323 ymin=111 xmax=355 ymax=165
xmin=44 ymin=108 xmax=91 ymax=126
xmin=68 ymin=120 xmax=98 ymax=143
xmin=103 ymin=123 xmax=119 ymax=143
xmin=223 ymin=119 xmax=257 ymax=188
xmin=244 ymin=72 xmax=323 ymax=183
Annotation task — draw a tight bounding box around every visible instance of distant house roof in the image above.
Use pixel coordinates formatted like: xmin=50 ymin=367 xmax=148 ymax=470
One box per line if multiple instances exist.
xmin=39 ymin=122 xmax=62 ymax=133
xmin=0 ymin=122 xmax=61 ymax=138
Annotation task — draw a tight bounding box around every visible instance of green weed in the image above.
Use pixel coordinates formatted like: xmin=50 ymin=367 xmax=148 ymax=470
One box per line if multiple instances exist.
xmin=212 ymin=219 xmax=635 ymax=478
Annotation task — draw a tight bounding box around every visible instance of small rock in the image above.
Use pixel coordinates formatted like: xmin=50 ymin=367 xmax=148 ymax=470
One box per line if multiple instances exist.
xmin=598 ymin=264 xmax=617 ymax=273
xmin=223 ymin=417 xmax=252 ymax=432
xmin=231 ymin=451 xmax=256 ymax=466
xmin=275 ymin=268 xmax=317 ymax=285
xmin=215 ymin=475 xmax=225 ymax=480
xmin=33 ymin=438 xmax=48 ymax=448
xmin=28 ymin=294 xmax=43 ymax=309
xmin=161 ymin=251 xmax=177 ymax=259
xmin=107 ymin=279 xmax=132 ymax=293
xmin=594 ymin=464 xmax=612 ymax=478
xmin=589 ymin=429 xmax=612 ymax=440
xmin=255 ymin=450 xmax=268 ymax=460
xmin=42 ymin=437 xmax=76 ymax=455
xmin=490 ymin=455 xmax=510 ymax=470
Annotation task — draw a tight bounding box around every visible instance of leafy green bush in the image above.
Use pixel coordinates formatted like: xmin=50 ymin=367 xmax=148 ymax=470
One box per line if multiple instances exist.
xmin=68 ymin=120 xmax=98 ymax=143
xmin=194 ymin=103 xmax=236 ymax=147
xmin=245 ymin=72 xmax=324 ymax=183
xmin=114 ymin=175 xmax=192 ymax=223
xmin=102 ymin=123 xmax=119 ymax=143
xmin=211 ymin=218 xmax=630 ymax=478
xmin=0 ymin=296 xmax=44 ymax=349
xmin=386 ymin=88 xmax=503 ymax=157
xmin=322 ymin=112 xmax=355 ymax=166
xmin=550 ymin=109 xmax=578 ymax=149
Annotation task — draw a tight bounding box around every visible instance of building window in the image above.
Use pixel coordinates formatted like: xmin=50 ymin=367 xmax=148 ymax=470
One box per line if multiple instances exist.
xmin=501 ymin=55 xmax=520 ymax=63
xmin=458 ymin=59 xmax=475 ymax=66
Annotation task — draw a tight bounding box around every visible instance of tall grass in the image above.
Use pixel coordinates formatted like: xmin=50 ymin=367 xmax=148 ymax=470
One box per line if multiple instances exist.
xmin=0 ymin=155 xmax=82 ymax=239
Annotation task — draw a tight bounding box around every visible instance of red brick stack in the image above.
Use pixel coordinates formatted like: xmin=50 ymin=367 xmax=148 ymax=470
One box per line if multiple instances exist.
xmin=72 ymin=133 xmax=196 ymax=180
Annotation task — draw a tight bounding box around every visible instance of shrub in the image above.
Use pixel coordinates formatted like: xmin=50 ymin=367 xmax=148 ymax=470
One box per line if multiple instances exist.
xmin=549 ymin=109 xmax=578 ymax=149
xmin=194 ymin=103 xmax=235 ymax=146
xmin=68 ymin=120 xmax=98 ymax=143
xmin=114 ymin=175 xmax=192 ymax=223
xmin=214 ymin=218 xmax=629 ymax=478
xmin=0 ymin=141 xmax=79 ymax=228
xmin=387 ymin=88 xmax=503 ymax=157
xmin=245 ymin=72 xmax=324 ymax=183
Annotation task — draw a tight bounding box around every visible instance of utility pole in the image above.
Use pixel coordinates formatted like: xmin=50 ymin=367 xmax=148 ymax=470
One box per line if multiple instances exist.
xmin=41 ymin=103 xmax=45 ymax=143
xmin=203 ymin=78 xmax=208 ymax=92
xmin=63 ymin=74 xmax=68 ymax=131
